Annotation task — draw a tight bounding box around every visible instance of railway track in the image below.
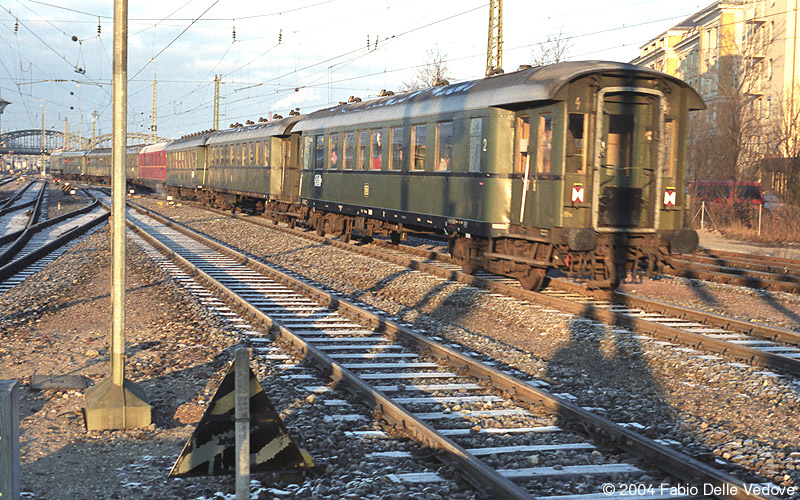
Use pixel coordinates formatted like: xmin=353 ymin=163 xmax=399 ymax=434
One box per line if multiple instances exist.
xmin=108 ymin=193 xmax=772 ymax=500
xmin=148 ymin=200 xmax=800 ymax=380
xmin=0 ymin=187 xmax=109 ymax=294
xmin=670 ymin=249 xmax=800 ymax=294
xmin=0 ymin=180 xmax=43 ymax=231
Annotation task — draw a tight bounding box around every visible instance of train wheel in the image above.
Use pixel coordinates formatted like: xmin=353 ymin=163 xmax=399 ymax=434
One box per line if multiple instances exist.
xmin=461 ymin=261 xmax=477 ymax=275
xmin=518 ymin=268 xmax=546 ymax=291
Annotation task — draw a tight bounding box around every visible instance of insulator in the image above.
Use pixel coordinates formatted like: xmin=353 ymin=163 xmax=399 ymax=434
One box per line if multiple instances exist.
xmin=367 ymin=35 xmax=370 ymax=50
xmin=14 ymin=18 xmax=18 ymax=34
xmin=232 ymin=22 xmax=236 ymax=41
xmin=97 ymin=17 xmax=101 ymax=35
xmin=374 ymin=35 xmax=378 ymax=49
xmin=278 ymin=29 xmax=282 ymax=43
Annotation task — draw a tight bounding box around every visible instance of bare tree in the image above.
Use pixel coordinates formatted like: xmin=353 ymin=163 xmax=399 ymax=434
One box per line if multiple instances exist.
xmin=401 ymin=47 xmax=452 ymax=92
xmin=687 ymin=22 xmax=769 ymax=183
xmin=531 ymin=26 xmax=572 ymax=66
xmin=764 ymin=84 xmax=800 ymax=204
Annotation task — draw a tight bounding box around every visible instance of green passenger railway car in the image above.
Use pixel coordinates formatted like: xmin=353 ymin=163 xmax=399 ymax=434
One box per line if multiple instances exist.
xmin=193 ymin=115 xmax=303 ymax=223
xmin=296 ymin=61 xmax=704 ymax=288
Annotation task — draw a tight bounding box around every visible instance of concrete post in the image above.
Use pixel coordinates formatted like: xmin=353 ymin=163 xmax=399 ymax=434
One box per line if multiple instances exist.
xmin=0 ymin=380 xmax=20 ymax=500
xmin=83 ymin=0 xmax=150 ymax=431
xmin=235 ymin=348 xmax=251 ymax=500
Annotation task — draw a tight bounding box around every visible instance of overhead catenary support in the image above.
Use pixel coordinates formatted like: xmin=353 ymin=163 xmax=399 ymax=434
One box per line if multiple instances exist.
xmin=214 ymin=75 xmax=220 ymax=130
xmin=486 ymin=0 xmax=503 ymax=77
xmin=151 ymin=62 xmax=157 ymax=143
xmin=83 ymin=0 xmax=151 ymax=431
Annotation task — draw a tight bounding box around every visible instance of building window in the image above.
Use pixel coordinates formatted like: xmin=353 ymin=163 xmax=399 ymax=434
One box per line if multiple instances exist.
xmin=468 ymin=118 xmax=482 ymax=172
xmin=343 ymin=132 xmax=355 ymax=169
xmin=436 ymin=121 xmax=453 ymax=171
xmin=411 ymin=124 xmax=426 ymax=170
xmin=537 ymin=113 xmax=552 ymax=174
xmin=371 ymin=130 xmax=382 ymax=170
xmin=389 ymin=127 xmax=404 ymax=170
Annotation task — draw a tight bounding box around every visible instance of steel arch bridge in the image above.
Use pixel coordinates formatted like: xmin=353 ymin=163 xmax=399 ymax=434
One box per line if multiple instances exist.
xmin=0 ymin=129 xmax=169 ymax=155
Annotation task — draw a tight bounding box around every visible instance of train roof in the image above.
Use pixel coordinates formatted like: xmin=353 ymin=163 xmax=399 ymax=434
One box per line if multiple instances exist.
xmin=294 ymin=60 xmax=705 ymax=131
xmin=140 ymin=142 xmax=169 ymax=154
xmin=165 ymin=132 xmax=216 ymax=151
xmin=61 ymin=150 xmax=88 ymax=158
xmin=86 ymin=148 xmax=112 ymax=156
xmin=205 ymin=115 xmax=303 ymax=145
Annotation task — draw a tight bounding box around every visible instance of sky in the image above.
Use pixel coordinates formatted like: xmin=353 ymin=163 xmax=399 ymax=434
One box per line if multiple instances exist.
xmin=0 ymin=0 xmax=709 ymax=141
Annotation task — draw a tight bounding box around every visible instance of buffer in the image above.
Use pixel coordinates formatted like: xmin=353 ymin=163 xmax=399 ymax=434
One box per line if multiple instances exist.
xmin=170 ymin=355 xmax=312 ymax=477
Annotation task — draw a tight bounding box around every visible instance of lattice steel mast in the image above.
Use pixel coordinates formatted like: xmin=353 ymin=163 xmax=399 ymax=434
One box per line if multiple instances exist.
xmin=486 ymin=0 xmax=503 ymax=77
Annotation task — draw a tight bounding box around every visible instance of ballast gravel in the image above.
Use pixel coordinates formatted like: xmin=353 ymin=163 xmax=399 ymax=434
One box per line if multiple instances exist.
xmin=134 ymin=197 xmax=800 ymax=494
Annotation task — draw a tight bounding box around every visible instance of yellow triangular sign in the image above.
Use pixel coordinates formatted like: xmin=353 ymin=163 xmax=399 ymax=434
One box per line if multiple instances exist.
xmin=169 ymin=357 xmax=312 ymax=477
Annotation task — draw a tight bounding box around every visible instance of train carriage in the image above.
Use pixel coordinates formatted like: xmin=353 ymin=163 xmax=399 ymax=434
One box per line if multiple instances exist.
xmin=165 ymin=132 xmax=214 ymax=199
xmin=61 ymin=150 xmax=88 ymax=180
xmin=49 ymin=149 xmax=64 ymax=178
xmin=85 ymin=148 xmax=112 ymax=184
xmin=297 ymin=61 xmax=704 ymax=288
xmin=138 ymin=142 xmax=168 ymax=189
xmin=125 ymin=146 xmax=143 ymax=183
xmin=202 ymin=116 xmax=303 ymax=218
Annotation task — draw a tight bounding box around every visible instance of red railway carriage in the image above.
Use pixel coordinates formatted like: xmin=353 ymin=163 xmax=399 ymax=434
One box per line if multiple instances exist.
xmin=138 ymin=142 xmax=168 ymax=182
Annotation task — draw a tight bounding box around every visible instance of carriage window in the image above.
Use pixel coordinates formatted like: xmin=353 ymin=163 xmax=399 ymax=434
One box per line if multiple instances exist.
xmin=264 ymin=140 xmax=271 ymax=167
xmin=224 ymin=145 xmax=230 ymax=166
xmin=537 ymin=113 xmax=552 ymax=174
xmin=663 ymin=119 xmax=676 ymax=178
xmin=254 ymin=142 xmax=261 ymax=166
xmin=371 ymin=130 xmax=383 ymax=170
xmin=343 ymin=132 xmax=355 ymax=169
xmin=249 ymin=142 xmax=255 ymax=166
xmin=358 ymin=131 xmax=369 ymax=170
xmin=436 ymin=121 xmax=453 ymax=171
xmin=606 ymin=114 xmax=633 ymax=168
xmin=515 ymin=115 xmax=530 ymax=173
xmin=566 ymin=113 xmax=586 ymax=174
xmin=390 ymin=127 xmax=404 ymax=170
xmin=328 ymin=133 xmax=339 ymax=169
xmin=468 ymin=118 xmax=482 ymax=172
xmin=303 ymin=137 xmax=313 ymax=169
xmin=411 ymin=124 xmax=426 ymax=171
xmin=314 ymin=135 xmax=325 ymax=170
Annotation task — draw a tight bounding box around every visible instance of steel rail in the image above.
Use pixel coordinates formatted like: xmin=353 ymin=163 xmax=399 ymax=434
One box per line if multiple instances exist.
xmin=694 ymin=247 xmax=800 ymax=271
xmin=671 ymin=261 xmax=800 ymax=293
xmin=123 ymin=200 xmax=775 ymax=500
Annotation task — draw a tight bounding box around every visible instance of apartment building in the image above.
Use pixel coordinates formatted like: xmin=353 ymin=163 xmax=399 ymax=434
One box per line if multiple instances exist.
xmin=632 ymin=0 xmax=800 ymax=195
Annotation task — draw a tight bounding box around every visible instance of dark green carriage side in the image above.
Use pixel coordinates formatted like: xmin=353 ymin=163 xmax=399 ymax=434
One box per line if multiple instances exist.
xmin=61 ymin=150 xmax=87 ymax=179
xmin=50 ymin=150 xmax=64 ymax=177
xmin=165 ymin=133 xmax=212 ymax=192
xmin=126 ymin=146 xmax=142 ymax=182
xmin=204 ymin=116 xmax=303 ymax=208
xmin=295 ymin=61 xmax=703 ymax=287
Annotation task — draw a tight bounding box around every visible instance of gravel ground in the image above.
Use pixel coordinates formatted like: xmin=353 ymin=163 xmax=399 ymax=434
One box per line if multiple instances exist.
xmin=133 ymin=197 xmax=800 ymax=495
